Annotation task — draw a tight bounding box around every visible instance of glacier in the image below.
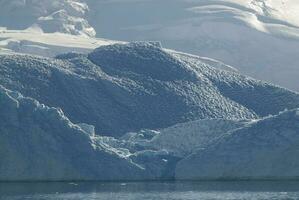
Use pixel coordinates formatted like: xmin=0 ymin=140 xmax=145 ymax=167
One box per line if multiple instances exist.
xmin=1 ymin=0 xmax=299 ymax=182
xmin=0 ymin=85 xmax=183 ymax=181
xmin=1 ymin=41 xmax=299 ymax=181
xmin=0 ymin=85 xmax=145 ymax=181
xmin=1 ymin=42 xmax=299 ymax=138
xmin=2 ymin=81 xmax=299 ymax=181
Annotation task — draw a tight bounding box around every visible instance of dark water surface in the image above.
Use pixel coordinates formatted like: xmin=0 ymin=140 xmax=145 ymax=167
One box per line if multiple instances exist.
xmin=1 ymin=181 xmax=299 ymax=200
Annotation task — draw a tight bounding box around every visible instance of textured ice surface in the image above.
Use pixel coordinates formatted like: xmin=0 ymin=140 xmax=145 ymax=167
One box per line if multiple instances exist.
xmin=147 ymin=119 xmax=250 ymax=157
xmin=1 ymin=42 xmax=298 ymax=137
xmin=1 ymin=42 xmax=299 ymax=181
xmin=0 ymin=85 xmax=147 ymax=181
xmin=176 ymin=109 xmax=299 ymax=180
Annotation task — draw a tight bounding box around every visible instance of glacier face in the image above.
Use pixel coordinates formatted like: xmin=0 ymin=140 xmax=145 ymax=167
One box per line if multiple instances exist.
xmin=1 ymin=42 xmax=299 ymax=137
xmin=0 ymin=85 xmax=188 ymax=181
xmin=1 ymin=42 xmax=299 ymax=181
xmin=0 ymin=85 xmax=146 ymax=181
xmin=176 ymin=109 xmax=299 ymax=180
xmin=3 ymin=82 xmax=299 ymax=181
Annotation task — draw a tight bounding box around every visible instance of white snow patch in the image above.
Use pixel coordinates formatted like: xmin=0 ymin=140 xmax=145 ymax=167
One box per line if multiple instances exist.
xmin=0 ymin=29 xmax=122 ymax=57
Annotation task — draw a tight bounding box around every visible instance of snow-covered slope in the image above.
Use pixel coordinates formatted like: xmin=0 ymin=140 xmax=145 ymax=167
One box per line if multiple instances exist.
xmin=1 ymin=42 xmax=299 ymax=138
xmin=167 ymin=49 xmax=238 ymax=73
xmin=230 ymin=0 xmax=299 ymax=28
xmin=0 ymin=85 xmax=146 ymax=181
xmin=0 ymin=28 xmax=119 ymax=57
xmin=88 ymin=0 xmax=299 ymax=92
xmin=0 ymin=0 xmax=94 ymax=37
xmin=0 ymin=29 xmax=232 ymax=72
xmin=176 ymin=108 xmax=299 ymax=180
xmin=1 ymin=0 xmax=299 ymax=91
xmin=0 ymin=0 xmax=103 ymax=57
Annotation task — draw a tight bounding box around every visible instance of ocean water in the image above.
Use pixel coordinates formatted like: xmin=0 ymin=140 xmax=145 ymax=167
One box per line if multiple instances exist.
xmin=1 ymin=181 xmax=299 ymax=200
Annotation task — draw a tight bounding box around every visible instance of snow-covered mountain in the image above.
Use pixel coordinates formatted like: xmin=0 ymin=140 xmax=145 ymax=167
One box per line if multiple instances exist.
xmin=0 ymin=0 xmax=95 ymax=37
xmin=0 ymin=28 xmax=119 ymax=57
xmin=2 ymin=0 xmax=299 ymax=91
xmin=0 ymin=29 xmax=236 ymax=73
xmin=1 ymin=42 xmax=299 ymax=138
xmin=87 ymin=0 xmax=299 ymax=92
